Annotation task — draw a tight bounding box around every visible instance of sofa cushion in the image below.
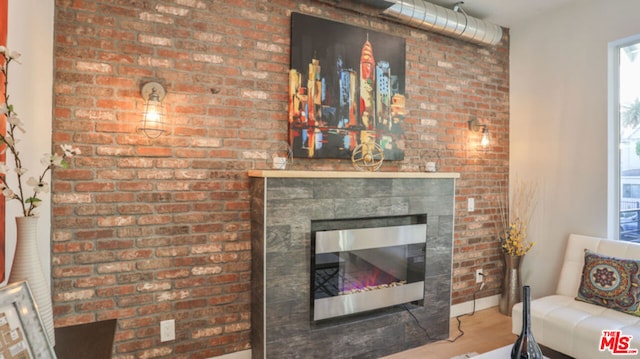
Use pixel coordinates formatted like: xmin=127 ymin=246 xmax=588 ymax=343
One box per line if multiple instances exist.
xmin=576 ymin=249 xmax=640 ymax=317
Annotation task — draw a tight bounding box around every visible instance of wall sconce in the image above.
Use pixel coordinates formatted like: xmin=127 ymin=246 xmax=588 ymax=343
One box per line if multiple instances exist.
xmin=468 ymin=118 xmax=490 ymax=147
xmin=139 ymin=81 xmax=166 ymax=139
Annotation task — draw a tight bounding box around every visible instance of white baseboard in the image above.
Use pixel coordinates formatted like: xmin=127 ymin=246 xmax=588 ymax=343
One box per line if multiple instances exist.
xmin=450 ymin=294 xmax=500 ymax=317
xmin=208 ymin=350 xmax=251 ymax=359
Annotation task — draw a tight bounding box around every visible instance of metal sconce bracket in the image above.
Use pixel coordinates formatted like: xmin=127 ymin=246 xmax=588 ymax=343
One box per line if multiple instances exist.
xmin=468 ymin=118 xmax=490 ymax=147
xmin=141 ymin=81 xmax=166 ymax=102
xmin=468 ymin=118 xmax=486 ymax=132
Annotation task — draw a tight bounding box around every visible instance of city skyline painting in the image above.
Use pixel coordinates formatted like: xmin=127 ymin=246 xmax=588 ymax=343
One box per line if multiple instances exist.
xmin=288 ymin=13 xmax=407 ymax=160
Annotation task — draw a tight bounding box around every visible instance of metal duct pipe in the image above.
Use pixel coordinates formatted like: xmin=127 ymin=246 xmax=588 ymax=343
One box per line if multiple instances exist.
xmin=381 ymin=0 xmax=503 ymax=46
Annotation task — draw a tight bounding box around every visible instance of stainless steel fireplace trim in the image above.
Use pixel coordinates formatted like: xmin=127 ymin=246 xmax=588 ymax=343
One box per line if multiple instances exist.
xmin=261 ymin=180 xmax=268 ymax=359
xmin=314 ymin=223 xmax=427 ymax=253
xmin=313 ymin=281 xmax=425 ymax=321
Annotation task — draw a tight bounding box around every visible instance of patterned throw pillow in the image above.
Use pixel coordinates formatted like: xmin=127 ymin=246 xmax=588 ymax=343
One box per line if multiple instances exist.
xmin=576 ymin=249 xmax=640 ymax=317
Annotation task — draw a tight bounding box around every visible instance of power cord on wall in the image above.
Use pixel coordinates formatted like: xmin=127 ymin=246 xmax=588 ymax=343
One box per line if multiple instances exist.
xmin=447 ymin=289 xmax=478 ymax=343
xmin=402 ymin=303 xmax=433 ymax=340
xmin=403 ymin=272 xmax=485 ymax=343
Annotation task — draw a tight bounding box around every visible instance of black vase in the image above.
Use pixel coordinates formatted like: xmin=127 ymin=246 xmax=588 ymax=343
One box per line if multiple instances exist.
xmin=511 ymin=285 xmax=543 ymax=359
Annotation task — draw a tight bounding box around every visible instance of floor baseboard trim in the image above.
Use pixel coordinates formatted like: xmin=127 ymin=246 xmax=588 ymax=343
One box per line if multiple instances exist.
xmin=450 ymin=294 xmax=500 ymax=317
xmin=208 ymin=349 xmax=252 ymax=359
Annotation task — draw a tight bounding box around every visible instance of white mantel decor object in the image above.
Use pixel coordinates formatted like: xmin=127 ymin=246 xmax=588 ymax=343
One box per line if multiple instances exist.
xmin=8 ymin=216 xmax=55 ymax=345
xmin=272 ymin=157 xmax=287 ymax=170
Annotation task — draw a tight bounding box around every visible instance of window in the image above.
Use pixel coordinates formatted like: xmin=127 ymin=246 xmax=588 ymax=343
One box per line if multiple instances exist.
xmin=612 ymin=36 xmax=640 ymax=242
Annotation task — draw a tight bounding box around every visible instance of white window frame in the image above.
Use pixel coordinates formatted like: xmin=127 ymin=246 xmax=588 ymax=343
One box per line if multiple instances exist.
xmin=608 ymin=33 xmax=640 ymax=239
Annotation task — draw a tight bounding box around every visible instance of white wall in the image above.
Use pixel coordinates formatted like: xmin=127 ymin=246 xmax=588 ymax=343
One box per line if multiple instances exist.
xmin=4 ymin=0 xmax=54 ymax=284
xmin=510 ymin=0 xmax=640 ymax=297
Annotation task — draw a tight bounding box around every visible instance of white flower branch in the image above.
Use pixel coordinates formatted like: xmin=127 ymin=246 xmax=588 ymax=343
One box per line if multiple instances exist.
xmin=0 ymin=47 xmax=81 ymax=216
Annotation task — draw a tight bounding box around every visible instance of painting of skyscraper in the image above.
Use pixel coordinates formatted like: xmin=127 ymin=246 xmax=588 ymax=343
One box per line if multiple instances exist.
xmin=289 ymin=13 xmax=406 ymax=160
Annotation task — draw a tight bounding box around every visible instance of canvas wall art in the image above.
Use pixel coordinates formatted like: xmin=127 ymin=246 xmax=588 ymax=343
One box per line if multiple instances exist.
xmin=289 ymin=13 xmax=406 ymax=160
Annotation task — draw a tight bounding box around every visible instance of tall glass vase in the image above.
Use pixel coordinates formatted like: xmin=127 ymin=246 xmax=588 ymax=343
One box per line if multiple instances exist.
xmin=511 ymin=285 xmax=543 ymax=358
xmin=499 ymin=253 xmax=522 ymax=316
xmin=8 ymin=216 xmax=55 ymax=345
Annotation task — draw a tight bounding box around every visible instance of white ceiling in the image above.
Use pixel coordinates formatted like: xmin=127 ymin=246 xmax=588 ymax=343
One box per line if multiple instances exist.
xmin=424 ymin=0 xmax=576 ymax=28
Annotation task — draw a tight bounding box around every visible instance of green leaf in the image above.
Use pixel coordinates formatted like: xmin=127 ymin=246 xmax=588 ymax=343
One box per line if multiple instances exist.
xmin=25 ymin=197 xmax=42 ymax=204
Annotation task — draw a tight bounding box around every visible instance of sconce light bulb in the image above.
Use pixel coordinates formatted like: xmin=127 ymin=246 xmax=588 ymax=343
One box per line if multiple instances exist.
xmin=480 ymin=128 xmax=490 ymax=147
xmin=147 ymin=111 xmax=159 ymax=123
xmin=139 ymin=82 xmax=167 ymax=139
xmin=145 ymin=101 xmax=161 ymax=123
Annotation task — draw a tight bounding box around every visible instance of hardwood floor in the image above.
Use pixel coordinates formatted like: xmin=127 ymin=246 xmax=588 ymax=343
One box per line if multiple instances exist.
xmin=381 ymin=306 xmax=573 ymax=359
xmin=381 ymin=306 xmax=517 ymax=359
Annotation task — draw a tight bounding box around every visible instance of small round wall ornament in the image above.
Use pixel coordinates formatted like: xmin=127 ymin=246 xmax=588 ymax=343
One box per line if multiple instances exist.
xmin=351 ymin=141 xmax=384 ymax=172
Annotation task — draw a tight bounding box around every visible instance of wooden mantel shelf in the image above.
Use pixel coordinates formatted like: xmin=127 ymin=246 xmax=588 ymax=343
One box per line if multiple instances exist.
xmin=248 ymin=170 xmax=460 ymax=179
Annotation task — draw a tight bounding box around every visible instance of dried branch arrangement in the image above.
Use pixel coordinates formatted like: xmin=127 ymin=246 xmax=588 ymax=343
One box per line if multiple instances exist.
xmin=498 ymin=177 xmax=538 ymax=256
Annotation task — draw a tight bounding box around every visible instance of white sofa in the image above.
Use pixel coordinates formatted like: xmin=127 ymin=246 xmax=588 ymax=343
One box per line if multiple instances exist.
xmin=512 ymin=233 xmax=640 ymax=359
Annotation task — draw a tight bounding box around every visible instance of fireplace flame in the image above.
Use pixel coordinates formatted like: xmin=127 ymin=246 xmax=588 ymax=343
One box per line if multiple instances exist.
xmin=339 ymin=280 xmax=407 ymax=295
xmin=339 ymin=264 xmax=404 ymax=295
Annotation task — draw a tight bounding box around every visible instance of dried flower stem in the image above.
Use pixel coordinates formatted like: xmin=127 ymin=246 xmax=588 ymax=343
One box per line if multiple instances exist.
xmin=498 ymin=177 xmax=538 ymax=256
xmin=511 ymin=177 xmax=537 ymax=225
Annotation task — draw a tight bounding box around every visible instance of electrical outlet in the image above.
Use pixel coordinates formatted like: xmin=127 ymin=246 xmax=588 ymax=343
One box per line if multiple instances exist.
xmin=160 ymin=319 xmax=175 ymax=342
xmin=475 ymin=269 xmax=483 ymax=283
xmin=467 ymin=198 xmax=475 ymax=212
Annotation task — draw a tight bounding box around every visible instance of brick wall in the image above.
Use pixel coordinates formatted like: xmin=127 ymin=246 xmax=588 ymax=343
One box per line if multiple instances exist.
xmin=52 ymin=0 xmax=509 ymax=358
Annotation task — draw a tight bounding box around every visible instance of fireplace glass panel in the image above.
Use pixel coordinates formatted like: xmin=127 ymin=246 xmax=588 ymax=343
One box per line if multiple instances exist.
xmin=312 ymin=223 xmax=426 ymax=321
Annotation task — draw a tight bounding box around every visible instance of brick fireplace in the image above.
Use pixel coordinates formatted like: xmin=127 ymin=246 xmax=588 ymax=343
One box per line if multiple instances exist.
xmin=249 ymin=171 xmax=458 ymax=358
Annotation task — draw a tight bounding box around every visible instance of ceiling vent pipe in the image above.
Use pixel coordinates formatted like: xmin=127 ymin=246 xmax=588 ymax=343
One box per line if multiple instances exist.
xmin=380 ymin=0 xmax=503 ymax=46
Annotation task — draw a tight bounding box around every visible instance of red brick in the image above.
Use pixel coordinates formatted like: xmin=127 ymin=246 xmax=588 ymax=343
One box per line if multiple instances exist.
xmin=76 ymin=182 xmax=115 ymax=192
xmin=117 ymin=249 xmax=154 ymax=260
xmin=95 ymin=193 xmax=135 ymax=203
xmin=115 ymin=337 xmax=154 ymax=353
xmin=53 ymin=266 xmax=94 ymax=278
xmin=54 ymin=314 xmax=96 ymax=328
xmin=137 ymin=147 xmax=172 ymax=157
xmin=75 ymin=299 xmax=116 ymax=312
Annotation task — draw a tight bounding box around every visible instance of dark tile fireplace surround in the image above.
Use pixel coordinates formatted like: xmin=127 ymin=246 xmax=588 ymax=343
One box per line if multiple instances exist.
xmin=249 ymin=171 xmax=458 ymax=358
